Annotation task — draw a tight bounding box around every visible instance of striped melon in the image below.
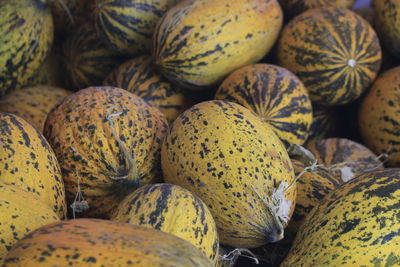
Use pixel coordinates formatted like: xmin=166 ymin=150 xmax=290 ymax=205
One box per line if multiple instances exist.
xmin=94 ymin=0 xmax=180 ymax=55
xmin=307 ymin=104 xmax=336 ymax=142
xmin=0 ymin=0 xmax=54 ymax=95
xmin=0 ymin=182 xmax=59 ymax=265
xmin=306 ymin=138 xmax=384 ymax=182
xmin=282 ymin=168 xmax=400 ymax=266
xmin=215 ymin=63 xmax=312 ymax=146
xmin=277 ymin=6 xmax=382 ymax=106
xmin=162 ymin=100 xmax=296 ymax=248
xmin=0 ymin=86 xmax=72 ymax=132
xmin=153 ymin=0 xmax=283 ymax=90
xmin=279 ymin=0 xmax=356 ymax=17
xmin=103 ymin=56 xmax=191 ymax=122
xmin=44 ymin=87 xmax=168 ymax=218
xmin=112 ymin=183 xmax=219 ymax=263
xmin=359 ymin=66 xmax=400 ymax=167
xmin=63 ymin=22 xmax=126 ymax=90
xmin=374 ymin=0 xmax=400 ymax=58
xmin=3 ymin=219 xmax=214 ymax=267
xmin=0 ymin=113 xmax=67 ymax=219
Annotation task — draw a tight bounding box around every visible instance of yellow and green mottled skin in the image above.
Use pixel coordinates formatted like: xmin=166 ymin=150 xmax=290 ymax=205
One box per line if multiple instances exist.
xmin=307 ymin=104 xmax=336 ymax=142
xmin=0 ymin=182 xmax=60 ymax=265
xmin=112 ymin=183 xmax=219 ymax=263
xmin=306 ymin=138 xmax=383 ymax=180
xmin=44 ymin=87 xmax=168 ymax=218
xmin=277 ymin=6 xmax=382 ymax=106
xmin=282 ymin=168 xmax=400 ymax=267
xmin=161 ymin=100 xmax=296 ymax=248
xmin=353 ymin=7 xmax=375 ymax=26
xmin=0 ymin=86 xmax=72 ymax=132
xmin=63 ymin=22 xmax=126 ymax=91
xmin=0 ymin=0 xmax=54 ymax=96
xmin=3 ymin=219 xmax=214 ymax=267
xmin=374 ymin=0 xmax=400 ymax=58
xmin=103 ymin=56 xmax=191 ymax=123
xmin=359 ymin=66 xmax=400 ymax=167
xmin=94 ymin=0 xmax=180 ymax=55
xmin=215 ymin=64 xmax=312 ymax=146
xmin=153 ymin=0 xmax=283 ymax=90
xmin=0 ymin=113 xmax=66 ymax=219
xmin=279 ymin=0 xmax=355 ymax=17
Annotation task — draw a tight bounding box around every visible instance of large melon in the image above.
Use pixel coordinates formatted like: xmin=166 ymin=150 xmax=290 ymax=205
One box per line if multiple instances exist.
xmin=44 ymin=87 xmax=168 ymax=218
xmin=0 ymin=113 xmax=66 ymax=218
xmin=279 ymin=0 xmax=355 ymax=17
xmin=215 ymin=63 xmax=312 ymax=146
xmin=359 ymin=66 xmax=400 ymax=167
xmin=0 ymin=86 xmax=72 ymax=132
xmin=3 ymin=219 xmax=213 ymax=267
xmin=0 ymin=0 xmax=53 ymax=95
xmin=94 ymin=0 xmax=180 ymax=55
xmin=112 ymin=183 xmax=219 ymax=263
xmin=277 ymin=6 xmax=382 ymax=106
xmin=282 ymin=169 xmax=400 ymax=266
xmin=162 ymin=100 xmax=296 ymax=248
xmin=0 ymin=182 xmax=60 ymax=265
xmin=103 ymin=56 xmax=191 ymax=122
xmin=153 ymin=0 xmax=283 ymax=90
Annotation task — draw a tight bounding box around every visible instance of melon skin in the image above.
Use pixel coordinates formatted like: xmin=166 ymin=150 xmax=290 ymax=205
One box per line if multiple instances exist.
xmin=277 ymin=6 xmax=382 ymax=106
xmin=0 ymin=0 xmax=54 ymax=95
xmin=153 ymin=0 xmax=283 ymax=90
xmin=279 ymin=0 xmax=356 ymax=17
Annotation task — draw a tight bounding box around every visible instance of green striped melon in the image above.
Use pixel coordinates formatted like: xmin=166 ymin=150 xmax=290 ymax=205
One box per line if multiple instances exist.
xmin=277 ymin=6 xmax=382 ymax=106
xmin=0 ymin=0 xmax=53 ymax=95
xmin=215 ymin=63 xmax=312 ymax=146
xmin=282 ymin=169 xmax=400 ymax=266
xmin=103 ymin=56 xmax=191 ymax=122
xmin=153 ymin=0 xmax=283 ymax=90
xmin=94 ymin=0 xmax=180 ymax=55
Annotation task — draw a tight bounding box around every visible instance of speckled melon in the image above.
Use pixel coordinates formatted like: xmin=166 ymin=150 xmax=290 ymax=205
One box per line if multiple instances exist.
xmin=153 ymin=0 xmax=283 ymax=90
xmin=162 ymin=100 xmax=296 ymax=248
xmin=0 ymin=0 xmax=53 ymax=95
xmin=282 ymin=168 xmax=400 ymax=266
xmin=215 ymin=63 xmax=312 ymax=146
xmin=277 ymin=6 xmax=382 ymax=106
xmin=374 ymin=0 xmax=400 ymax=58
xmin=63 ymin=22 xmax=126 ymax=90
xmin=307 ymin=104 xmax=336 ymax=142
xmin=0 ymin=86 xmax=72 ymax=132
xmin=93 ymin=0 xmax=180 ymax=55
xmin=306 ymin=138 xmax=384 ymax=182
xmin=0 ymin=113 xmax=66 ymax=218
xmin=103 ymin=56 xmax=191 ymax=122
xmin=358 ymin=66 xmax=400 ymax=167
xmin=279 ymin=0 xmax=356 ymax=17
xmin=3 ymin=219 xmax=214 ymax=267
xmin=112 ymin=183 xmax=219 ymax=263
xmin=0 ymin=182 xmax=60 ymax=265
xmin=44 ymin=87 xmax=168 ymax=218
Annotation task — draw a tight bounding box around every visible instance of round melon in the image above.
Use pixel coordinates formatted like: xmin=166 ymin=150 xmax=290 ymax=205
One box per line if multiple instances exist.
xmin=215 ymin=63 xmax=312 ymax=146
xmin=0 ymin=182 xmax=60 ymax=265
xmin=3 ymin=219 xmax=213 ymax=267
xmin=0 ymin=86 xmax=72 ymax=132
xmin=359 ymin=66 xmax=400 ymax=167
xmin=103 ymin=56 xmax=191 ymax=123
xmin=153 ymin=0 xmax=283 ymax=90
xmin=0 ymin=113 xmax=66 ymax=218
xmin=0 ymin=0 xmax=54 ymax=95
xmin=161 ymin=100 xmax=296 ymax=248
xmin=279 ymin=0 xmax=356 ymax=17
xmin=282 ymin=168 xmax=400 ymax=266
xmin=306 ymin=137 xmax=384 ymax=182
xmin=277 ymin=6 xmax=382 ymax=106
xmin=93 ymin=0 xmax=180 ymax=55
xmin=373 ymin=0 xmax=400 ymax=58
xmin=112 ymin=183 xmax=219 ymax=263
xmin=44 ymin=87 xmax=168 ymax=218
xmin=63 ymin=22 xmax=126 ymax=90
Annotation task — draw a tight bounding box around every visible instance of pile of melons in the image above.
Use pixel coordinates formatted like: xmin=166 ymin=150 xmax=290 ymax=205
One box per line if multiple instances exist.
xmin=0 ymin=0 xmax=399 ymax=266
